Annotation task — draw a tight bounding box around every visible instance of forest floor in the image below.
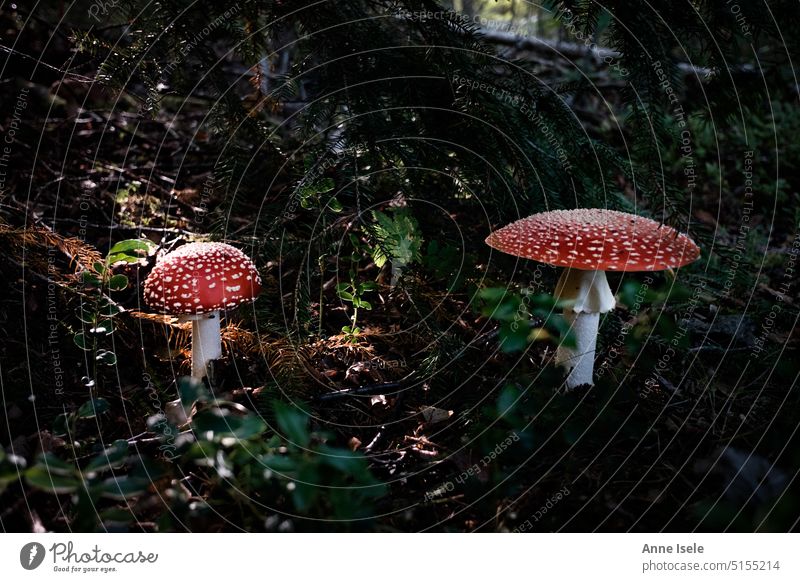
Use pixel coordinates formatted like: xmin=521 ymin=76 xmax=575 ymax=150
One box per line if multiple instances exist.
xmin=1 ymin=12 xmax=799 ymax=532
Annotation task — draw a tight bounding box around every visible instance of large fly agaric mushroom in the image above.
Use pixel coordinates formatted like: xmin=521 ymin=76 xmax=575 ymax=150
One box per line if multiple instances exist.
xmin=485 ymin=209 xmax=700 ymax=389
xmin=144 ymin=242 xmax=262 ymax=379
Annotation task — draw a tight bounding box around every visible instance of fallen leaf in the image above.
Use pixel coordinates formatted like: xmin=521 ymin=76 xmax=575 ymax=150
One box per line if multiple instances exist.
xmin=421 ymin=406 xmax=453 ymax=425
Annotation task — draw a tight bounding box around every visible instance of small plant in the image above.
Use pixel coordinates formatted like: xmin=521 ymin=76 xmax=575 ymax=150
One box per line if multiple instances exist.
xmin=337 ymin=277 xmax=377 ymax=340
xmin=333 ymin=232 xmax=378 ymax=341
xmin=20 ymin=376 xmax=387 ymax=531
xmin=476 ymin=287 xmax=574 ymax=354
xmin=368 ymin=207 xmax=423 ymax=287
xmin=72 ymin=239 xmax=155 ymax=382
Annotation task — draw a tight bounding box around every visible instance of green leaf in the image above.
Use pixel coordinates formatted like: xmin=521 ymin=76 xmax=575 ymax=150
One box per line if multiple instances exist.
xmin=26 ymin=466 xmax=80 ymax=494
xmin=337 ymin=291 xmax=354 ymax=301
xmin=81 ymin=271 xmax=102 ymax=286
xmin=107 ymin=239 xmax=154 ymax=256
xmin=497 ymin=385 xmax=520 ymax=418
xmin=372 ymin=251 xmax=387 ymax=268
xmin=77 ymin=398 xmax=110 ymax=419
xmin=107 ymin=274 xmax=128 ymax=291
xmin=76 ymin=310 xmax=97 ymax=324
xmin=498 ymin=321 xmax=531 ymax=353
xmin=26 ymin=455 xmax=80 ymax=494
xmin=274 ymin=402 xmax=311 ymax=447
xmin=261 ymin=454 xmax=296 ymax=474
xmin=92 ymin=261 xmax=107 ymax=275
xmin=73 ymin=332 xmax=91 ymax=351
xmin=478 ymin=287 xmax=510 ymax=303
xmin=86 ymin=439 xmax=129 ymax=472
xmin=96 ymin=350 xmax=117 ymax=366
xmin=192 ymin=408 xmax=267 ymax=441
xmin=543 ymin=315 xmax=576 ymax=349
xmin=298 ymin=178 xmax=335 ymax=207
xmin=129 ymin=456 xmax=167 ymax=481
xmin=101 ymin=508 xmax=135 ymax=524
xmin=97 ymin=299 xmax=124 ymax=316
xmin=37 ymin=453 xmax=76 ymax=474
xmin=318 ymin=445 xmax=365 ymax=474
xmin=328 ymin=197 xmax=343 ymax=212
xmin=291 ymin=481 xmax=319 ymax=512
xmin=313 ymin=177 xmax=335 ymax=194
xmin=99 ymin=476 xmax=150 ymax=500
xmin=106 ymin=253 xmax=141 ymax=264
xmin=478 ymin=287 xmax=521 ymax=321
xmin=358 ymin=300 xmax=373 ymax=310
xmin=179 ymin=376 xmax=209 ymax=409
xmin=107 ymin=239 xmax=155 ymax=265
xmin=52 ymin=413 xmax=70 ymax=437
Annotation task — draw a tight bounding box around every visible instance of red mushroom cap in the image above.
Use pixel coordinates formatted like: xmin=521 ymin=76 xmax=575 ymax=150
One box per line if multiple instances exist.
xmin=485 ymin=209 xmax=700 ymax=271
xmin=144 ymin=242 xmax=262 ymax=314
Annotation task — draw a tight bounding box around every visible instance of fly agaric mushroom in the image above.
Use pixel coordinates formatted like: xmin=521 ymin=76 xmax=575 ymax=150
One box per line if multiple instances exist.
xmin=485 ymin=209 xmax=700 ymax=389
xmin=144 ymin=242 xmax=262 ymax=379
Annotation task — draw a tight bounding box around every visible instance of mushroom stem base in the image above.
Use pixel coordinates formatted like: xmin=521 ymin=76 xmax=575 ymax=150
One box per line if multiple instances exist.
xmin=556 ymin=311 xmax=599 ymax=389
xmin=553 ymin=268 xmax=616 ymax=389
xmin=188 ymin=312 xmax=222 ymax=379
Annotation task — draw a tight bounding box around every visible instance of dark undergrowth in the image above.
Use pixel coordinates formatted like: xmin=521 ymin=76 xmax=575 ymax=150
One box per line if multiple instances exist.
xmin=1 ymin=0 xmax=798 ymax=532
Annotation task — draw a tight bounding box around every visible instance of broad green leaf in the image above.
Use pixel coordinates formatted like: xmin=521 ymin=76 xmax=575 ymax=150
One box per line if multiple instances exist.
xmin=73 ymin=332 xmax=91 ymax=351
xmin=26 ymin=465 xmax=80 ymax=494
xmin=108 ymin=274 xmax=128 ymax=291
xmin=497 ymin=385 xmax=520 ymax=418
xmin=179 ymin=376 xmax=209 ymax=408
xmin=261 ymin=454 xmax=296 ymax=474
xmin=274 ymin=402 xmax=311 ymax=447
xmin=77 ymin=398 xmax=110 ymax=419
xmin=107 ymin=239 xmax=154 ymax=256
xmin=498 ymin=321 xmax=531 ymax=353
xmin=76 ymin=310 xmax=97 ymax=324
xmin=52 ymin=413 xmax=70 ymax=437
xmin=192 ymin=408 xmax=267 ymax=441
xmin=37 ymin=453 xmax=76 ymax=474
xmin=317 ymin=445 xmax=365 ymax=474
xmin=97 ymin=299 xmax=124 ymax=316
xmin=106 ymin=253 xmax=142 ymax=264
xmin=99 ymin=476 xmax=150 ymax=500
xmin=107 ymin=239 xmax=155 ymax=265
xmin=86 ymin=439 xmax=129 ymax=472
xmin=81 ymin=271 xmax=102 ymax=286
xmin=328 ymin=197 xmax=343 ymax=212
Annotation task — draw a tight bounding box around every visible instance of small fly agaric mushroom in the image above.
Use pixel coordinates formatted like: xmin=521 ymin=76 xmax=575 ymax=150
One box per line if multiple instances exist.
xmin=485 ymin=209 xmax=700 ymax=389
xmin=144 ymin=242 xmax=262 ymax=379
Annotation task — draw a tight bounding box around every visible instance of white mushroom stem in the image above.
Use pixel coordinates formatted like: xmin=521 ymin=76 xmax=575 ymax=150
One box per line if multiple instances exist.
xmin=184 ymin=312 xmax=222 ymax=379
xmin=554 ymin=268 xmax=616 ymax=389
